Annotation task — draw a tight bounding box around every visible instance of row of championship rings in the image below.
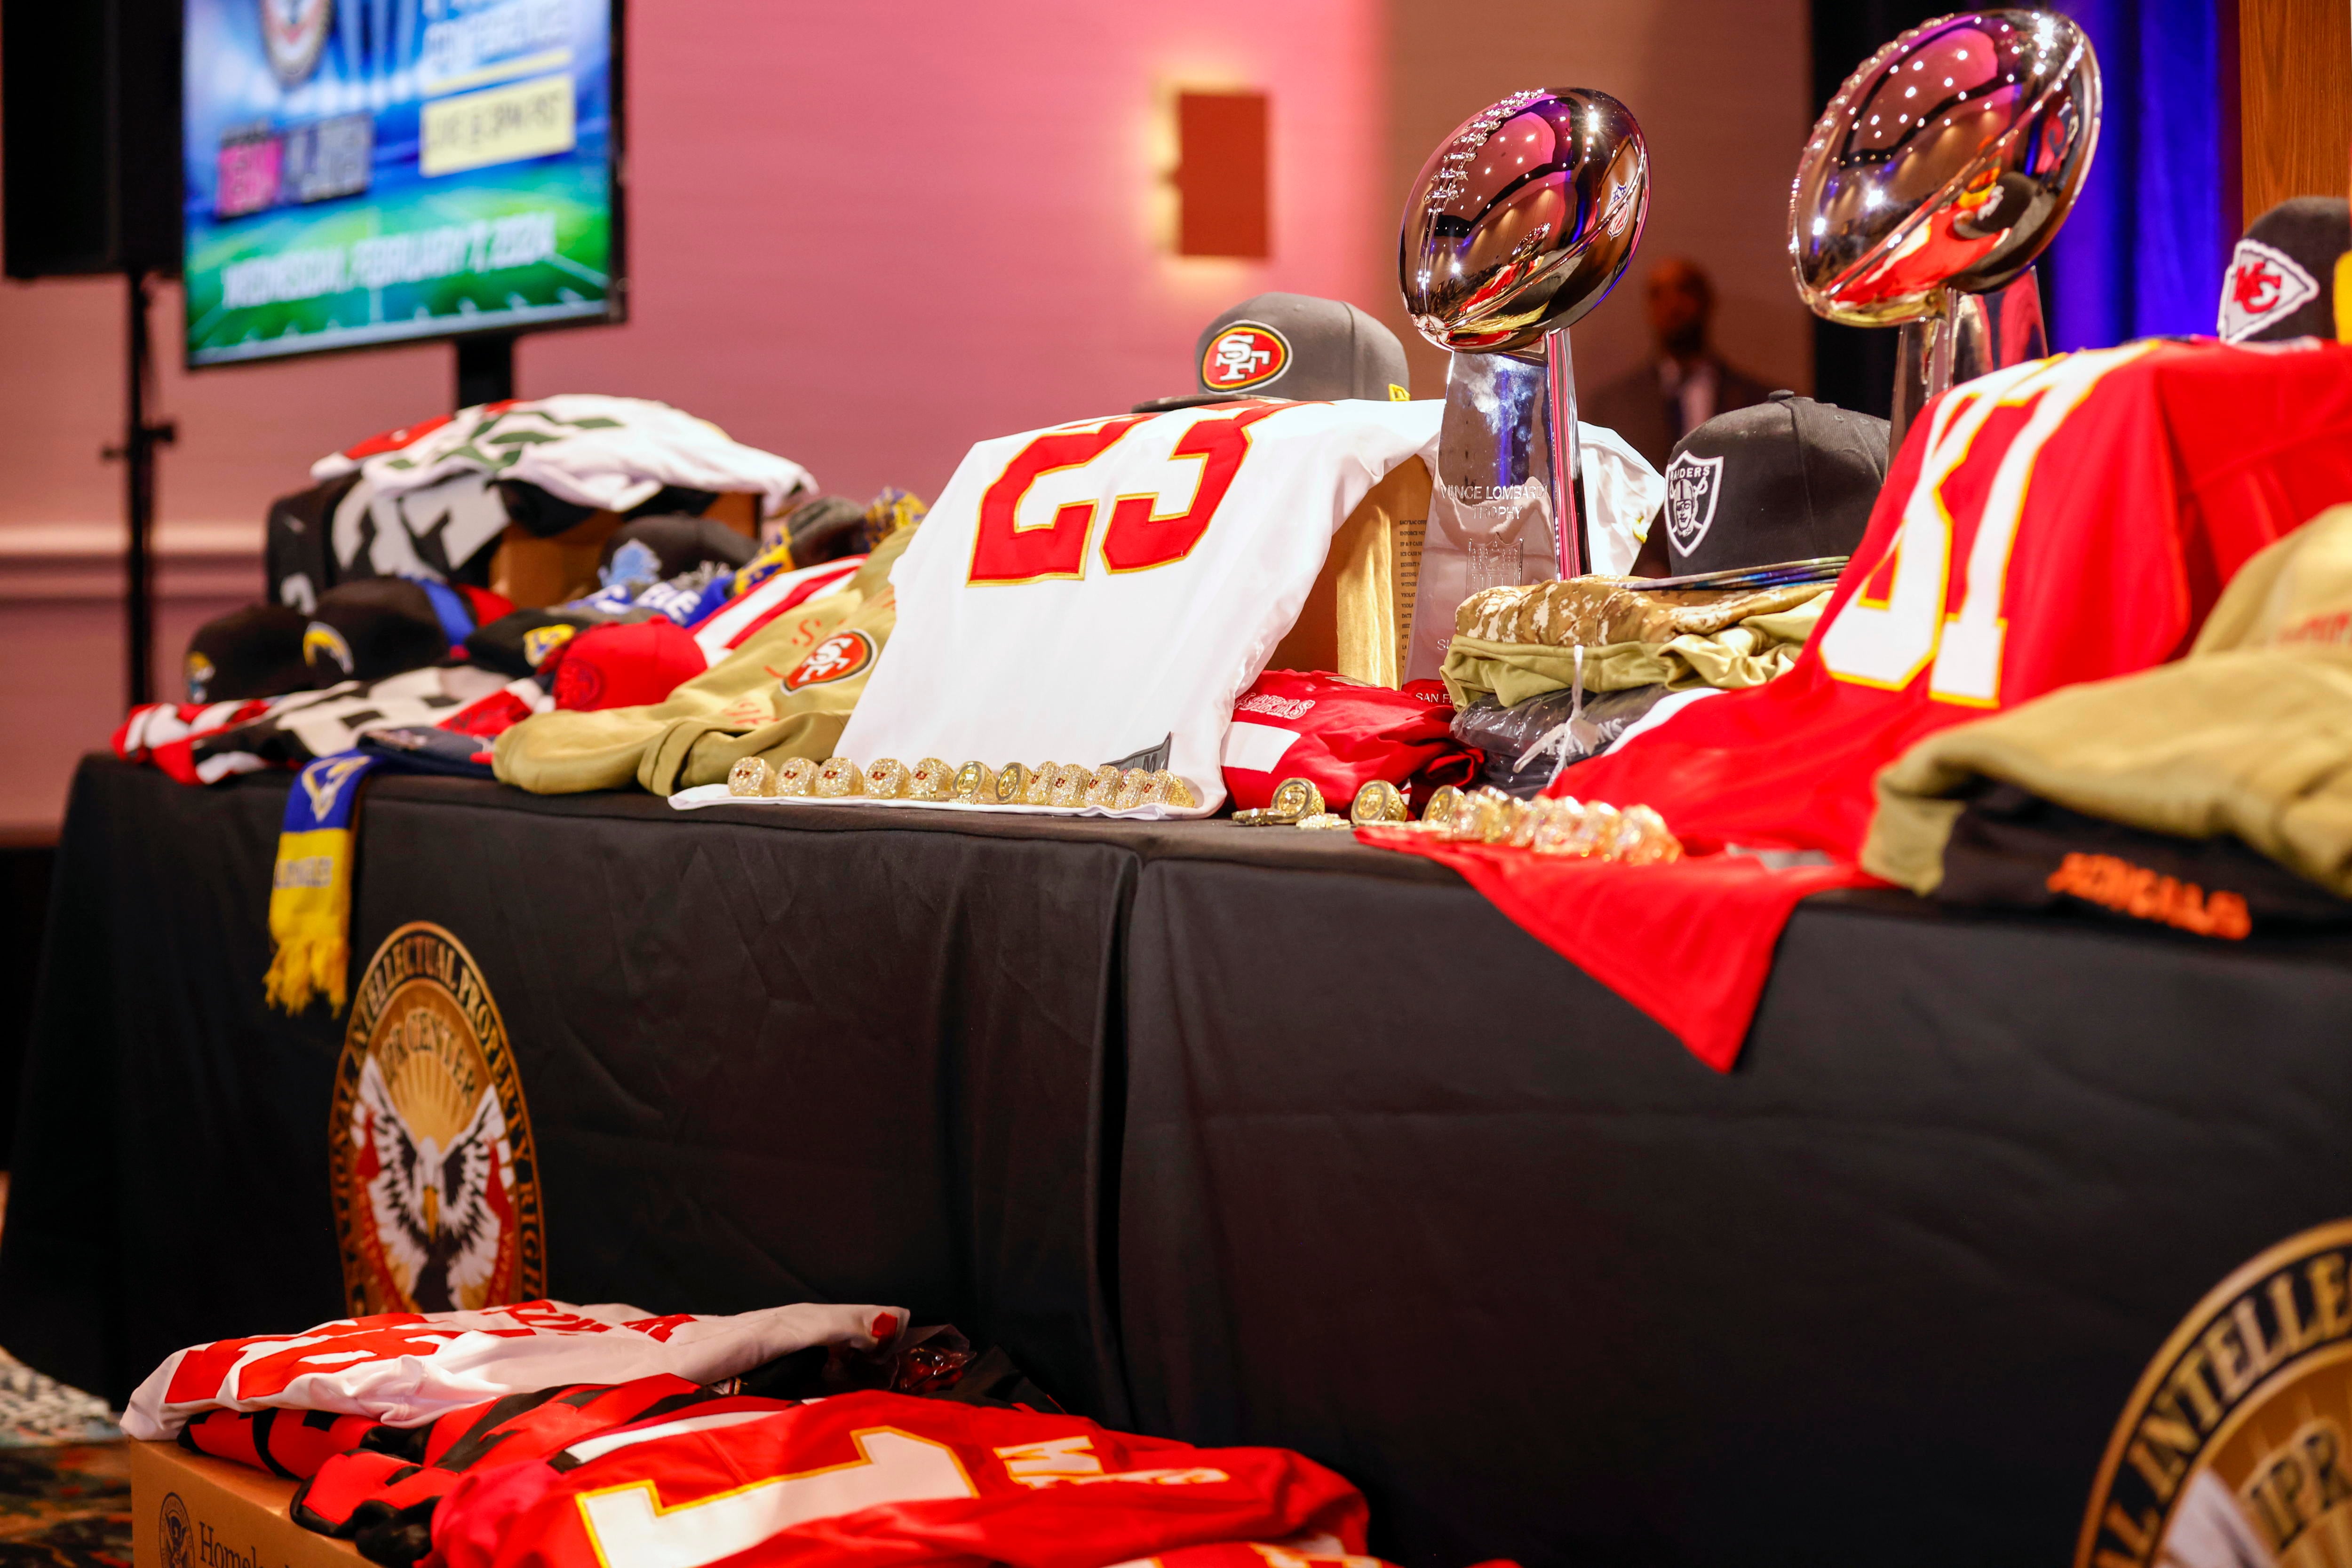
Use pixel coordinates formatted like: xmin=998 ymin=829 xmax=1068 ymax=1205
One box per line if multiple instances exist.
xmin=727 ymin=754 xmax=1200 ymax=811
xmin=1233 ymin=777 xmax=1414 ymax=830
xmin=1399 ymin=784 xmax=1682 ymax=863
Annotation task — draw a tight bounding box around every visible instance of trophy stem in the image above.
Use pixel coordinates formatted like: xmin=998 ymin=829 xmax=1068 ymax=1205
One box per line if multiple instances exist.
xmin=1545 ymin=328 xmax=1586 ymax=579
xmin=1890 ymin=268 xmax=2050 ymax=454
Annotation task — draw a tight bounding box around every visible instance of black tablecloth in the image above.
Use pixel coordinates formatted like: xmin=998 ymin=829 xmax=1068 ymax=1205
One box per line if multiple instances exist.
xmin=15 ymin=754 xmax=2352 ymax=1568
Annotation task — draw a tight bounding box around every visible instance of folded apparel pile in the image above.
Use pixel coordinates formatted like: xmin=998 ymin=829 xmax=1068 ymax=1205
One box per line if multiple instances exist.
xmin=496 ymin=523 xmax=917 ymax=795
xmin=1442 ymin=576 xmax=1832 ymax=708
xmin=1865 ymin=500 xmax=2352 ymax=935
xmin=122 ymin=1300 xmax=1446 ymax=1568
xmin=270 ymin=396 xmax=818 ymax=609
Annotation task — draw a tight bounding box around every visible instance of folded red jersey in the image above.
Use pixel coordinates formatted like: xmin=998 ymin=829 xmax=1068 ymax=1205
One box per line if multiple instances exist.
xmin=1222 ymin=671 xmax=1477 ymax=813
xmin=429 ymin=1386 xmax=1367 ymax=1568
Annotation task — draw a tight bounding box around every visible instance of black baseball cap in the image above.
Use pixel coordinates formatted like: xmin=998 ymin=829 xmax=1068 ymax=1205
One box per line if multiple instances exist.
xmin=1134 ymin=293 xmax=1411 ymax=413
xmin=598 ymin=515 xmax=757 ymax=587
xmin=2219 ymin=197 xmax=2350 ymax=342
xmin=1636 ymin=391 xmax=1891 ymax=577
xmin=185 ymin=604 xmax=312 ymax=703
xmin=303 ymin=578 xmax=458 ymax=683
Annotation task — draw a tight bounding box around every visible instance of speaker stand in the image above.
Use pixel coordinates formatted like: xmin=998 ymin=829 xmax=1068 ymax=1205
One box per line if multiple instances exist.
xmin=103 ymin=270 xmax=174 ymax=708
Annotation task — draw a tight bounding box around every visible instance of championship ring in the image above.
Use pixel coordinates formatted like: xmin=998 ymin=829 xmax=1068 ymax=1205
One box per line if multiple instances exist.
xmin=1239 ymin=777 xmax=1325 ymax=826
xmin=908 ymin=758 xmax=955 ymax=801
xmin=997 ymin=762 xmax=1036 ymax=805
xmin=865 ymin=758 xmax=912 ymax=799
xmin=1350 ymin=781 xmax=1410 ymax=825
xmin=727 ymin=756 xmax=773 ymax=797
xmin=774 ymin=757 xmax=818 ymax=796
xmin=1047 ymin=764 xmax=1088 ymax=809
xmin=1614 ymin=803 xmax=1682 ymax=864
xmin=1113 ymin=768 xmax=1154 ymax=811
xmin=1154 ymin=772 xmax=1199 ymax=810
xmin=1529 ymin=797 xmax=1587 ymax=855
xmin=1296 ymin=813 xmax=1351 ymax=831
xmin=1421 ymin=784 xmax=1466 ymax=825
xmin=954 ymin=761 xmax=998 ymax=803
xmin=814 ymin=757 xmax=865 ymax=797
xmin=1083 ymin=764 xmax=1123 ymax=809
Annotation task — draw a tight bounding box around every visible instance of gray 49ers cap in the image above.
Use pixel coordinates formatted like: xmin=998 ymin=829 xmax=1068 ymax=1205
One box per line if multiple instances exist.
xmin=1638 ymin=391 xmax=1891 ymax=577
xmin=2219 ymin=198 xmax=2351 ymax=343
xmin=1134 ymin=292 xmax=1411 ymax=413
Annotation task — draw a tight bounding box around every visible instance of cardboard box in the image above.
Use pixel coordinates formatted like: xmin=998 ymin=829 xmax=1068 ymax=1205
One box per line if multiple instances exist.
xmin=130 ymin=1438 xmax=365 ymax=1568
xmin=1269 ymin=455 xmax=1430 ymax=687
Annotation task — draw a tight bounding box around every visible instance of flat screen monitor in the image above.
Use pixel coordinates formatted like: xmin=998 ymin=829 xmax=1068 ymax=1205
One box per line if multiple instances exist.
xmin=182 ymin=0 xmax=622 ymax=367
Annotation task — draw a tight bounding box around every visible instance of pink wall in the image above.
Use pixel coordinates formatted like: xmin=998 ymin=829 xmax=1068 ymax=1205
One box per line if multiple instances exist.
xmin=0 ymin=0 xmax=1813 ymax=832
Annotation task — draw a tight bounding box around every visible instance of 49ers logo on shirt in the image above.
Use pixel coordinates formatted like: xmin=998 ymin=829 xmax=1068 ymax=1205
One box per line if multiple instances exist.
xmin=1200 ymin=324 xmax=1290 ymax=391
xmin=331 ymin=923 xmax=544 ymax=1315
xmin=783 ymin=628 xmax=875 ymax=689
xmin=2218 ymin=239 xmax=2320 ymax=342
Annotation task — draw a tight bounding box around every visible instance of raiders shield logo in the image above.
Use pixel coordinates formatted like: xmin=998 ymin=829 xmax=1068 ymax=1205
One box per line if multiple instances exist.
xmin=1201 ymin=325 xmax=1291 ymax=391
xmin=1663 ymin=451 xmax=1724 ymax=559
xmin=2076 ymin=1219 xmax=2352 ymax=1568
xmin=331 ymin=924 xmax=544 ymax=1315
xmin=260 ymin=0 xmax=334 ymax=89
xmin=2219 ymin=239 xmax=2321 ymax=343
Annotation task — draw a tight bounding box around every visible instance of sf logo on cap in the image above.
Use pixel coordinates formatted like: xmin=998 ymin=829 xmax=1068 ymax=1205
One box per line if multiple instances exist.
xmin=1201 ymin=325 xmax=1290 ymax=391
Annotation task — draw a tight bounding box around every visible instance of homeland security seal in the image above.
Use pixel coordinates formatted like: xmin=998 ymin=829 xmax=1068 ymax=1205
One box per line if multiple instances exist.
xmin=2077 ymin=1220 xmax=2352 ymax=1568
xmin=330 ymin=923 xmax=543 ymax=1315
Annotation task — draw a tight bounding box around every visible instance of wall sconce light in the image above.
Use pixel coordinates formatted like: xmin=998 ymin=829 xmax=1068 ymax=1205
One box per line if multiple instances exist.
xmin=1171 ymin=90 xmax=1269 ymax=258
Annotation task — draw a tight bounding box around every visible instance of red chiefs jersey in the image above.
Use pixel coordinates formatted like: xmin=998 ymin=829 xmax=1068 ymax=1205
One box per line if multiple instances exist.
xmin=1371 ymin=340 xmax=2352 ymax=1068
xmin=426 ymin=1387 xmax=1367 ymax=1568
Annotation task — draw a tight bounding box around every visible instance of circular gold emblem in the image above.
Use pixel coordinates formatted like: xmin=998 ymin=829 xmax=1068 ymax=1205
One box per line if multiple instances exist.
xmin=330 ymin=923 xmax=544 ymax=1315
xmin=2078 ymin=1220 xmax=2352 ymax=1568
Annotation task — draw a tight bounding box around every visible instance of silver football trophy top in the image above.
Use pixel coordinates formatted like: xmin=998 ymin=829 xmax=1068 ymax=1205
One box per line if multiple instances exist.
xmin=1397 ymin=88 xmax=1649 ymax=681
xmin=1790 ymin=9 xmax=2100 ymax=442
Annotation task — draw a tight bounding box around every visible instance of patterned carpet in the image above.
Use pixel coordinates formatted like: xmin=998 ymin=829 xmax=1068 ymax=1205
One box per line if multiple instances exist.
xmin=0 ymin=1178 xmax=132 ymax=1564
xmin=0 ymin=1443 xmax=128 ymax=1568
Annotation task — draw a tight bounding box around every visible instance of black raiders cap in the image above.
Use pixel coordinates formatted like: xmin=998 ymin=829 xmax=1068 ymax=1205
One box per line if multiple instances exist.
xmin=2218 ymin=197 xmax=2351 ymax=343
xmin=1134 ymin=293 xmax=1411 ymax=413
xmin=1637 ymin=391 xmax=1891 ymax=577
xmin=185 ymin=604 xmax=312 ymax=703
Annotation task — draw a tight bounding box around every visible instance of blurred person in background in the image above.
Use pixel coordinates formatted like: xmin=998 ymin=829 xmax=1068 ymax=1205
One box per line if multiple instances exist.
xmin=1585 ymin=257 xmax=1772 ymax=471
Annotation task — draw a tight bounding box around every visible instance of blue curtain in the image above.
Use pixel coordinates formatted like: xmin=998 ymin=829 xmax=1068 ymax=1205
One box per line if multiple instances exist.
xmin=2044 ymin=0 xmax=2228 ymax=349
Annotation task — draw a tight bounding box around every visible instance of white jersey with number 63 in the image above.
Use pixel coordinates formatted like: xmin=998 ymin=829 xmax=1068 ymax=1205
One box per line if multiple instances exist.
xmin=841 ymin=397 xmax=1442 ymax=814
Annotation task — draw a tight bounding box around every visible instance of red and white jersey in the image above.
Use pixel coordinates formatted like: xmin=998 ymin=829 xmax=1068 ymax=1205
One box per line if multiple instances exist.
xmin=689 ymin=555 xmax=864 ymax=663
xmin=122 ymin=1299 xmax=906 ymax=1439
xmin=1558 ymin=338 xmax=2352 ymax=852
xmin=839 ymin=399 xmax=1441 ymax=815
xmin=428 ymin=1387 xmax=1368 ymax=1568
xmin=1373 ymin=339 xmax=2352 ymax=1071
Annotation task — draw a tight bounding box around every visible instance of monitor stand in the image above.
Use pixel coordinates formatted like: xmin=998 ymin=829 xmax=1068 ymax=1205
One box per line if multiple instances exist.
xmin=456 ymin=333 xmax=516 ymax=409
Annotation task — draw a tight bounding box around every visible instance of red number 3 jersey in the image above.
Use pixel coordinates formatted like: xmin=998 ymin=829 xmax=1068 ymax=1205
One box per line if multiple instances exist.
xmin=426 ymin=1388 xmax=1368 ymax=1568
xmin=838 ymin=400 xmax=1440 ymax=814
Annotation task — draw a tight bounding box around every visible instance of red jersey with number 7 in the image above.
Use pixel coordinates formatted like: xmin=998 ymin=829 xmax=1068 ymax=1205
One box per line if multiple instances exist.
xmin=1368 ymin=340 xmax=2352 ymax=1068
xmin=427 ymin=1387 xmax=1368 ymax=1568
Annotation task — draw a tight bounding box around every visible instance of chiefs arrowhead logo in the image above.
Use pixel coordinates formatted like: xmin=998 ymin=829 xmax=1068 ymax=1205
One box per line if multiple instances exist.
xmin=1200 ymin=324 xmax=1291 ymax=391
xmin=2218 ymin=239 xmax=2320 ymax=342
xmin=783 ymin=628 xmax=876 ymax=690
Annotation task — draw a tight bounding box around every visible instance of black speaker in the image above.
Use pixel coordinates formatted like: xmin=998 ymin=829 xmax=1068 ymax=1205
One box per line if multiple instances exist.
xmin=2 ymin=0 xmax=181 ymax=278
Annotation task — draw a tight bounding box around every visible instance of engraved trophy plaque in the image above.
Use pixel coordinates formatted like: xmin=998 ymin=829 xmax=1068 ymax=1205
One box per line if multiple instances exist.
xmin=1399 ymin=87 xmax=1649 ymax=682
xmin=1791 ymin=10 xmax=2100 ymax=449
